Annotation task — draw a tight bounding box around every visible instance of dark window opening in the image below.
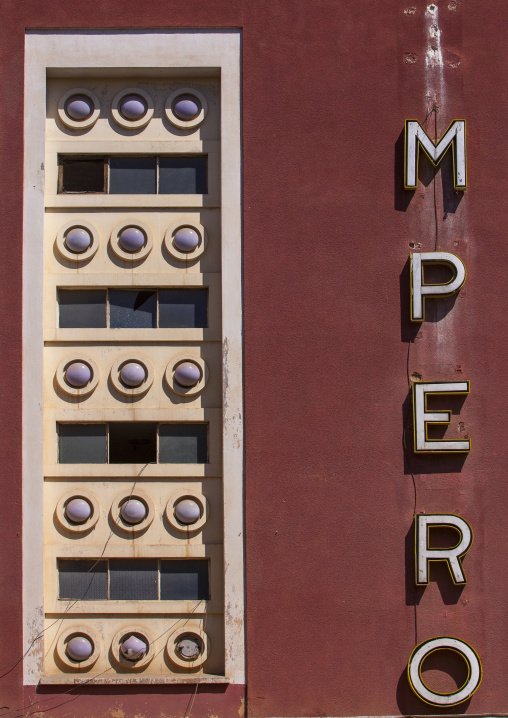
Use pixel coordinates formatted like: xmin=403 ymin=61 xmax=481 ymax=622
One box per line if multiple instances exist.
xmin=58 ymin=289 xmax=107 ymax=329
xmin=58 ymin=559 xmax=210 ymax=601
xmin=109 ymin=290 xmax=157 ymax=329
xmin=109 ymin=156 xmax=157 ymax=195
xmin=159 ymin=156 xmax=208 ymax=194
xmin=59 ymin=157 xmax=106 ymax=193
xmin=58 ymin=559 xmax=108 ymax=600
xmin=159 ymin=423 xmax=208 ymax=464
xmin=158 ymin=288 xmax=208 ymax=329
xmin=109 ymin=559 xmax=159 ymax=600
xmin=57 ymin=288 xmax=208 ymax=329
xmin=57 ymin=155 xmax=207 ymax=195
xmin=58 ymin=423 xmax=107 ymax=464
xmin=160 ymin=560 xmax=210 ymax=600
xmin=57 ymin=423 xmax=207 ymax=465
xmin=109 ymin=422 xmax=157 ymax=464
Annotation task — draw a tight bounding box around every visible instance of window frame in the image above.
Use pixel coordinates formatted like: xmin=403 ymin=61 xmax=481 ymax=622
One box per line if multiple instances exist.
xmin=57 ymin=153 xmax=209 ymax=195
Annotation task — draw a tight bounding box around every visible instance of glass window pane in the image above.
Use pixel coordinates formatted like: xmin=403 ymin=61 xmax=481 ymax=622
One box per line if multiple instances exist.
xmin=159 ymin=156 xmax=207 ymax=194
xmin=159 ymin=424 xmax=208 ymax=464
xmin=58 ymin=559 xmax=108 ymax=600
xmin=58 ymin=289 xmax=107 ymax=329
xmin=108 ymin=422 xmax=157 ymax=464
xmin=109 ymin=290 xmax=157 ymax=329
xmin=160 ymin=560 xmax=209 ymax=600
xmin=158 ymin=288 xmax=208 ymax=329
xmin=109 ymin=559 xmax=159 ymax=600
xmin=109 ymin=156 xmax=157 ymax=194
xmin=58 ymin=423 xmax=107 ymax=464
xmin=60 ymin=158 xmax=106 ymax=193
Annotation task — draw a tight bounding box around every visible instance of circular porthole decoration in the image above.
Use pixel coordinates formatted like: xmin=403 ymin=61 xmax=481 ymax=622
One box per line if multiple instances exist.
xmin=166 ymin=627 xmax=210 ymax=669
xmin=111 ymin=489 xmax=154 ymax=534
xmin=111 ymin=88 xmax=154 ymax=129
xmin=165 ymin=88 xmax=208 ymax=129
xmin=165 ymin=355 xmax=207 ymax=397
xmin=164 ymin=220 xmax=207 ymax=262
xmin=407 ymin=636 xmax=482 ymax=706
xmin=56 ymin=356 xmax=100 ymax=397
xmin=58 ymin=88 xmax=100 ymax=130
xmin=166 ymin=489 xmax=209 ymax=533
xmin=111 ymin=627 xmax=155 ymax=669
xmin=56 ymin=490 xmax=100 ymax=533
xmin=56 ymin=220 xmax=99 ymax=262
xmin=110 ymin=355 xmax=153 ymax=397
xmin=57 ymin=626 xmax=100 ymax=669
xmin=109 ymin=219 xmax=153 ymax=262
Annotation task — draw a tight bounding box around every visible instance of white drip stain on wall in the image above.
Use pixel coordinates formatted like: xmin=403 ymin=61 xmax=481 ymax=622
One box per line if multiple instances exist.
xmin=425 ymin=3 xmax=445 ymax=117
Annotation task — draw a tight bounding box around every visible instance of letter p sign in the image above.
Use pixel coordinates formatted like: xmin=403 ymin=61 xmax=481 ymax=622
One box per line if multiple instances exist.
xmin=411 ymin=252 xmax=466 ymax=322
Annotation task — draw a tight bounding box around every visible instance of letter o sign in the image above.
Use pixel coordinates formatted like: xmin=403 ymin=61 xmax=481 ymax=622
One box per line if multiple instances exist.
xmin=407 ymin=637 xmax=482 ymax=706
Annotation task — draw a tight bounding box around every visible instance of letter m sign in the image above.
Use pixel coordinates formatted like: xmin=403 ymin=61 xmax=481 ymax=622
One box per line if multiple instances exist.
xmin=404 ymin=119 xmax=466 ymax=190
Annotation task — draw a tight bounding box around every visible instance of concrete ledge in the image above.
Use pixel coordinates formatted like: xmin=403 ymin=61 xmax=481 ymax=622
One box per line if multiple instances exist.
xmin=39 ymin=673 xmax=230 ymax=685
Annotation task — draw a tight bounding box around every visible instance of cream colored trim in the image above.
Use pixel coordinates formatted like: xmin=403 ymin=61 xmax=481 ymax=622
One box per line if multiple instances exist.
xmin=111 ymin=88 xmax=154 ymax=130
xmin=57 ymin=88 xmax=100 ymax=130
xmin=55 ymin=219 xmax=100 ymax=262
xmin=110 ymin=626 xmax=156 ymax=669
xmin=109 ymin=218 xmax=154 ymax=262
xmin=164 ymin=219 xmax=208 ymax=262
xmin=166 ymin=489 xmax=210 ymax=533
xmin=166 ymin=626 xmax=210 ymax=668
xmin=165 ymin=88 xmax=208 ymax=129
xmin=55 ymin=489 xmax=100 ymax=533
xmin=110 ymin=489 xmax=155 ymax=534
xmin=56 ymin=625 xmax=101 ymax=669
xmin=24 ymin=29 xmax=243 ymax=686
xmin=165 ymin=354 xmax=208 ymax=397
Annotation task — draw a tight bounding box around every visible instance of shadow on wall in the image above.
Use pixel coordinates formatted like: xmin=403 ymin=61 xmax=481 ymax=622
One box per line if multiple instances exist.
xmin=396 ymin=656 xmax=471 ymax=716
xmin=36 ymin=683 xmax=229 ymax=696
xmin=394 ymin=127 xmax=464 ymax=215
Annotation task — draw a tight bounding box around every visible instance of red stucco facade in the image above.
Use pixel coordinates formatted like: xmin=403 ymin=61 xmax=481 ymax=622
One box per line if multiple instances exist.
xmin=1 ymin=0 xmax=508 ymax=715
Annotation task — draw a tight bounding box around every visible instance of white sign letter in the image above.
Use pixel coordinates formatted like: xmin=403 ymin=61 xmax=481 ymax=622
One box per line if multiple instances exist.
xmin=407 ymin=637 xmax=482 ymax=706
xmin=405 ymin=119 xmax=466 ymax=190
xmin=412 ymin=381 xmax=470 ymax=453
xmin=416 ymin=514 xmax=472 ymax=585
xmin=411 ymin=252 xmax=466 ymax=322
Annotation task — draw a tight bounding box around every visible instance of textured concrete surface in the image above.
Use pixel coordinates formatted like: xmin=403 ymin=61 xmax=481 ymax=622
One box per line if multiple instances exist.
xmin=1 ymin=0 xmax=508 ymax=715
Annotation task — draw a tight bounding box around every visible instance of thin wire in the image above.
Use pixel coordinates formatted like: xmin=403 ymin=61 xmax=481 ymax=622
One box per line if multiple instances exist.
xmin=0 ymin=666 xmax=114 ymax=718
xmin=403 ymin=102 xmax=440 ymax=645
xmin=0 ymin=460 xmax=213 ymax=718
xmin=433 ymin=104 xmax=439 ymax=251
xmin=0 ymin=461 xmax=154 ymax=700
xmin=42 ymin=460 xmax=153 ymax=658
xmin=403 ymin=334 xmax=419 ymax=647
xmin=4 ymin=600 xmax=208 ymax=718
xmin=184 ymin=608 xmax=209 ymax=718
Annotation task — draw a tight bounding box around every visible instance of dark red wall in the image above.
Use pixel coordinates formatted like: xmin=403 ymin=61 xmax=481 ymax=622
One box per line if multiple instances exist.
xmin=1 ymin=0 xmax=508 ymax=715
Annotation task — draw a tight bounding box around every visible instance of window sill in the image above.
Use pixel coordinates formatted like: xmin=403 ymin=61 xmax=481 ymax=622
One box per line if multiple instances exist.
xmin=39 ymin=673 xmax=229 ymax=685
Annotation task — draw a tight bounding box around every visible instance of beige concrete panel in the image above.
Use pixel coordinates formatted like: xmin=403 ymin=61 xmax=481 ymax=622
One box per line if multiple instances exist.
xmin=44 ymin=544 xmax=223 ymax=615
xmin=46 ymin=77 xmax=221 ymax=143
xmin=44 ymin=478 xmax=223 ymax=547
xmin=45 ymin=464 xmax=223 ymax=479
xmin=46 ymin=193 xmax=220 ymax=210
xmin=25 ymin=29 xmax=243 ymax=688
xmin=44 ymin=343 xmax=222 ymax=410
xmin=45 ymin=208 xmax=221 ymax=275
xmin=43 ymin=272 xmax=222 ymax=343
xmin=43 ymin=614 xmax=225 ymax=679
